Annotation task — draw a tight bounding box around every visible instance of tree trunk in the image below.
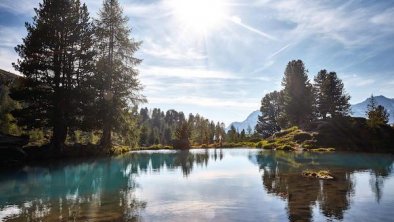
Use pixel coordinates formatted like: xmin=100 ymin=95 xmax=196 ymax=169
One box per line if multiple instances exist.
xmin=51 ymin=97 xmax=67 ymax=153
xmin=101 ymin=118 xmax=112 ymax=150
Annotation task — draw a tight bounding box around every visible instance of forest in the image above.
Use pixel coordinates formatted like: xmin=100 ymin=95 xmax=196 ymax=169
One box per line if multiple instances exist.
xmin=1 ymin=0 xmax=394 ymax=167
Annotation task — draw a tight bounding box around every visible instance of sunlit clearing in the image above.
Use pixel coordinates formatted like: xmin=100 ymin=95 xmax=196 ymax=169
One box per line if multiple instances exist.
xmin=169 ymin=0 xmax=228 ymax=33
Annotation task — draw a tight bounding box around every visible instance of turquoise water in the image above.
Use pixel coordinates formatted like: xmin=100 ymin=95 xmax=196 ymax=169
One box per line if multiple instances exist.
xmin=0 ymin=149 xmax=393 ymax=221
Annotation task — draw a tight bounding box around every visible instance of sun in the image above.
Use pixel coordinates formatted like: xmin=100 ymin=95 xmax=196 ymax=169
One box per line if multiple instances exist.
xmin=169 ymin=0 xmax=228 ymax=33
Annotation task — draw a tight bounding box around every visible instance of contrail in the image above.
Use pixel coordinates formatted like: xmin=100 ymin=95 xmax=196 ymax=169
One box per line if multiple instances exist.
xmin=228 ymin=16 xmax=277 ymax=41
xmin=268 ymin=43 xmax=292 ymax=59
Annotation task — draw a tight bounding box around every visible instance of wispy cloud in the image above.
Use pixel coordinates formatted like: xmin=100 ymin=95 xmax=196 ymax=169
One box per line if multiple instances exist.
xmin=0 ymin=0 xmax=37 ymax=15
xmin=141 ymin=39 xmax=206 ymax=60
xmin=270 ymin=0 xmax=394 ymax=48
xmin=343 ymin=74 xmax=375 ymax=87
xmin=229 ymin=16 xmax=277 ymax=41
xmin=140 ymin=66 xmax=239 ymax=80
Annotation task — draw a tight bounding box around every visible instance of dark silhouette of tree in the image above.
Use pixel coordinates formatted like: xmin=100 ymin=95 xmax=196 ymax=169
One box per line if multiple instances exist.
xmin=12 ymin=0 xmax=95 ymax=151
xmin=282 ymin=60 xmax=314 ymax=127
xmin=313 ymin=70 xmax=350 ymax=119
xmin=366 ymin=95 xmax=390 ymax=127
xmin=94 ymin=0 xmax=145 ymax=149
xmin=255 ymin=90 xmax=284 ymax=137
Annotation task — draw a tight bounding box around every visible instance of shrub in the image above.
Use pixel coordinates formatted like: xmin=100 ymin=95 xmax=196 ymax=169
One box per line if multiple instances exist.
xmin=263 ymin=143 xmax=276 ymax=149
xmin=256 ymin=141 xmax=264 ymax=148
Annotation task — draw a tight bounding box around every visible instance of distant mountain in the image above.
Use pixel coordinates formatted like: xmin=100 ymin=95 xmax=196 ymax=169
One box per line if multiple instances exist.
xmin=226 ymin=110 xmax=260 ymax=133
xmin=351 ymin=95 xmax=394 ymax=123
xmin=228 ymin=95 xmax=394 ymax=132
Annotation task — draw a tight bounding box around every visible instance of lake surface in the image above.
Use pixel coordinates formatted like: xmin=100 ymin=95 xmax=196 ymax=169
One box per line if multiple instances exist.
xmin=0 ymin=149 xmax=394 ymax=222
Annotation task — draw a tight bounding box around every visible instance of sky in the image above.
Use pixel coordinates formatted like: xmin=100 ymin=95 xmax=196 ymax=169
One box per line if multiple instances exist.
xmin=0 ymin=0 xmax=394 ymax=125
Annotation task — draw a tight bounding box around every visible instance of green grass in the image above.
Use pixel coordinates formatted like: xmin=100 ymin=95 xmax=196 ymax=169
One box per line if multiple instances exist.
xmin=310 ymin=147 xmax=335 ymax=152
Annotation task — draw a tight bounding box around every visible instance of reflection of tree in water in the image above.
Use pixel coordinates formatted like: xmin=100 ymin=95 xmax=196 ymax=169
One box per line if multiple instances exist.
xmin=253 ymin=151 xmax=393 ymax=222
xmin=0 ymin=157 xmax=146 ymax=221
xmin=130 ymin=149 xmax=212 ymax=177
xmin=369 ymin=158 xmax=393 ymax=203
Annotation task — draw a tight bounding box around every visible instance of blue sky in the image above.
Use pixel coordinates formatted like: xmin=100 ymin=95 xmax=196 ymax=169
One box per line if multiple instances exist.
xmin=1 ymin=0 xmax=394 ymax=125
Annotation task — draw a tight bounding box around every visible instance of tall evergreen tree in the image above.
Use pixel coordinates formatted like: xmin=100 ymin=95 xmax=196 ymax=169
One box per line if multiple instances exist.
xmin=282 ymin=60 xmax=314 ymax=127
xmin=12 ymin=0 xmax=95 ymax=151
xmin=255 ymin=91 xmax=283 ymax=137
xmin=366 ymin=95 xmax=390 ymax=127
xmin=95 ymin=0 xmax=145 ymax=149
xmin=314 ymin=70 xmax=350 ymax=119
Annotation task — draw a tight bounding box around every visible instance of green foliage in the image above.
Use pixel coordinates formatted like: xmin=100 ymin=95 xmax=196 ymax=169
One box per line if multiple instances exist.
xmin=314 ymin=70 xmax=350 ymax=119
xmin=94 ymin=0 xmax=145 ymax=148
xmin=282 ymin=60 xmax=314 ymax=127
xmin=13 ymin=0 xmax=96 ymax=150
xmin=255 ymin=90 xmax=284 ymax=137
xmin=27 ymin=129 xmax=49 ymax=146
xmin=0 ymin=83 xmax=21 ymax=135
xmin=366 ymin=95 xmax=390 ymax=127
xmin=175 ymin=121 xmax=190 ymax=140
xmin=227 ymin=125 xmax=239 ymax=143
xmin=138 ymin=108 xmax=225 ymax=147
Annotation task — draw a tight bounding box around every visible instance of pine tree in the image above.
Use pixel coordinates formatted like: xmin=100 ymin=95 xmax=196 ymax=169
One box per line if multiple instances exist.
xmin=366 ymin=95 xmax=390 ymax=127
xmin=255 ymin=91 xmax=283 ymax=137
xmin=12 ymin=0 xmax=95 ymax=151
xmin=314 ymin=70 xmax=350 ymax=119
xmin=282 ymin=60 xmax=314 ymax=127
xmin=95 ymin=0 xmax=145 ymax=149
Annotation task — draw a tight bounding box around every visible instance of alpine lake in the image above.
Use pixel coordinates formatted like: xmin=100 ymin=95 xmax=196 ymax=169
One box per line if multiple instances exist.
xmin=1 ymin=148 xmax=393 ymax=222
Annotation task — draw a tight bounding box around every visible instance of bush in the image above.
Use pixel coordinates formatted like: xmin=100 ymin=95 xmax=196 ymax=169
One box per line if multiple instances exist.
xmin=256 ymin=141 xmax=264 ymax=148
xmin=263 ymin=143 xmax=276 ymax=149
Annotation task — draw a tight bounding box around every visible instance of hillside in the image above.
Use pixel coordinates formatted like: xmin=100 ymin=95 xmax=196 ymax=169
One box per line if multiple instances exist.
xmin=0 ymin=69 xmax=19 ymax=85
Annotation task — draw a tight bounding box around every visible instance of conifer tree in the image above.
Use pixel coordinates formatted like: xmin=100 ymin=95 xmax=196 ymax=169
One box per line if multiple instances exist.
xmin=366 ymin=95 xmax=390 ymax=127
xmin=314 ymin=70 xmax=350 ymax=119
xmin=255 ymin=91 xmax=283 ymax=137
xmin=95 ymin=0 xmax=145 ymax=149
xmin=282 ymin=60 xmax=314 ymax=127
xmin=12 ymin=0 xmax=95 ymax=151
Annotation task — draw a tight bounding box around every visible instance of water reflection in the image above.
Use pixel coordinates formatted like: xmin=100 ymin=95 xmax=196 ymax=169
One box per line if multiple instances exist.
xmin=253 ymin=151 xmax=394 ymax=221
xmin=0 ymin=149 xmax=393 ymax=221
xmin=0 ymin=157 xmax=146 ymax=221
